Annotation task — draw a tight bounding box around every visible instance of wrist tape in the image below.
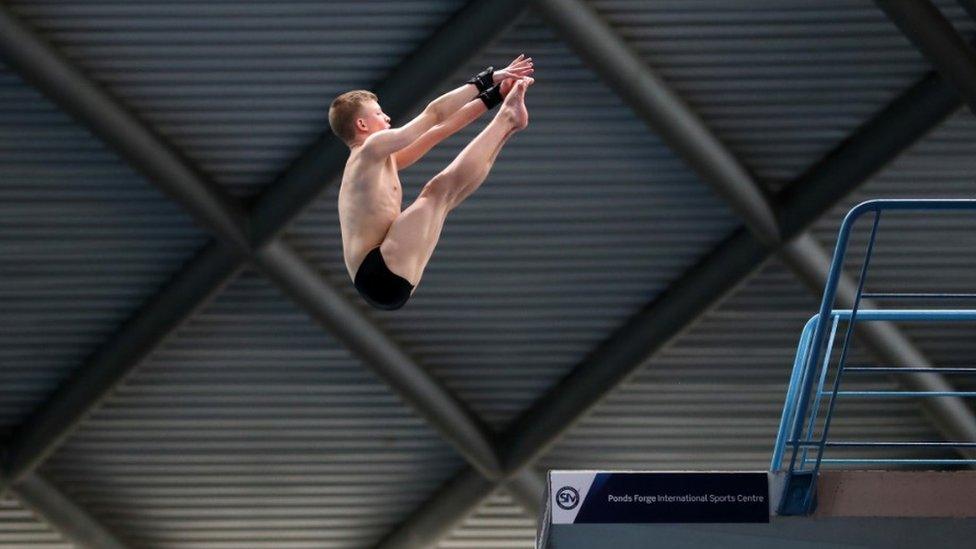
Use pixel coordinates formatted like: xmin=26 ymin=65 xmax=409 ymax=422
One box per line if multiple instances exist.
xmin=466 ymin=66 xmax=494 ymax=92
xmin=477 ymin=83 xmax=503 ymax=109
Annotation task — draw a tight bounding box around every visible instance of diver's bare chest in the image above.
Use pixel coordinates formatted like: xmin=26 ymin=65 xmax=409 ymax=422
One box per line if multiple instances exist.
xmin=370 ymin=159 xmax=400 ymax=193
xmin=386 ymin=169 xmax=403 ymax=202
xmin=342 ymin=157 xmax=401 ymax=210
xmin=368 ymin=176 xmax=402 ymax=212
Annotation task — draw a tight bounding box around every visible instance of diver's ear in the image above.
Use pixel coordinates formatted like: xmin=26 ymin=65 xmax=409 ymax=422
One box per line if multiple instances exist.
xmin=355 ymin=117 xmax=368 ymax=132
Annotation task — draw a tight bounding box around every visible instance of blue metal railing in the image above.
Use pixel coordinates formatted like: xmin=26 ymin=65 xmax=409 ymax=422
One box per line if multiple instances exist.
xmin=770 ymin=199 xmax=976 ymax=515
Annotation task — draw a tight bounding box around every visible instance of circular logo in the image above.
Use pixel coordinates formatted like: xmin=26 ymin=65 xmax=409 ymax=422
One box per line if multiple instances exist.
xmin=556 ymin=486 xmax=580 ymax=510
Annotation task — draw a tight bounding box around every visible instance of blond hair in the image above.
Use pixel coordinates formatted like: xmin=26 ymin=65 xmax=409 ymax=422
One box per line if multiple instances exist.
xmin=328 ymin=90 xmax=378 ymax=145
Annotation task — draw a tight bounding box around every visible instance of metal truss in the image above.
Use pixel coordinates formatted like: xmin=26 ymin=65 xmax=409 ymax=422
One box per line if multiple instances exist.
xmin=877 ymin=0 xmax=976 ymax=114
xmin=0 ymin=0 xmax=529 ymax=546
xmin=532 ymin=0 xmax=781 ymax=246
xmin=10 ymin=473 xmax=130 ymax=549
xmin=374 ymin=0 xmax=970 ymax=545
xmin=960 ymin=0 xmax=976 ymax=23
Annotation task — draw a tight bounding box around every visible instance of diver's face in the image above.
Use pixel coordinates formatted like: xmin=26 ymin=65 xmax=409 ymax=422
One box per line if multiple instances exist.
xmin=357 ymin=100 xmax=391 ymax=135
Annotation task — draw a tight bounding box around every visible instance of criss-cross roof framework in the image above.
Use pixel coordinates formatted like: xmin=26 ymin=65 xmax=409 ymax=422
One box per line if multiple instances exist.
xmin=1 ymin=1 xmax=976 ymax=547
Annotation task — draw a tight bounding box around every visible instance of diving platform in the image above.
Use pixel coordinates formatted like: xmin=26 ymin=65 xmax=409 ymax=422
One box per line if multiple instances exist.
xmin=538 ymin=470 xmax=976 ymax=548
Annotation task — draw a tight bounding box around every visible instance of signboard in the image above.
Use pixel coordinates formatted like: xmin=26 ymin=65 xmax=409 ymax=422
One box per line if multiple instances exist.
xmin=549 ymin=471 xmax=769 ymax=524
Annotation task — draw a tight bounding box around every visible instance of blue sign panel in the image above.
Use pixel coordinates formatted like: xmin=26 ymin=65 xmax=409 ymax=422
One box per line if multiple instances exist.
xmin=551 ymin=472 xmax=769 ymax=524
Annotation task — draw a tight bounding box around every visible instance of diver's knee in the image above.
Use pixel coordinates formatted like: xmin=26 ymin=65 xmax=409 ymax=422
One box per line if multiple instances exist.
xmin=420 ymin=172 xmax=459 ymax=208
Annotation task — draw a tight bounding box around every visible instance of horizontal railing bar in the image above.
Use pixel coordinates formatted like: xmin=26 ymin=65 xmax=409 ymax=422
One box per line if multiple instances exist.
xmin=844 ymin=367 xmax=976 ymax=374
xmin=852 ymin=198 xmax=976 ymax=211
xmin=861 ymin=293 xmax=976 ymax=299
xmin=829 ymin=441 xmax=976 ymax=447
xmin=820 ymin=458 xmax=976 ymax=465
xmin=828 ymin=309 xmax=976 ymax=321
xmin=836 ymin=390 xmax=976 ymax=397
xmin=792 ymin=440 xmax=976 ymax=448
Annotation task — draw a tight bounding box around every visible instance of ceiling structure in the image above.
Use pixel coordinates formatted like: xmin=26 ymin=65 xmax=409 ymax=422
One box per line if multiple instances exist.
xmin=1 ymin=0 xmax=976 ymax=547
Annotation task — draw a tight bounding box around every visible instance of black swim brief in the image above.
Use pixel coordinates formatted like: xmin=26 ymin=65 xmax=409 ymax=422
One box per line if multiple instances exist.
xmin=354 ymin=247 xmax=414 ymax=310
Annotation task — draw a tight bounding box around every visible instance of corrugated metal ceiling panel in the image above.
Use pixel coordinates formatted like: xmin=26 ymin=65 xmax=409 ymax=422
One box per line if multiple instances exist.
xmin=0 ymin=63 xmax=208 ymax=437
xmin=810 ymin=110 xmax=976 ymax=295
xmin=288 ymin=12 xmax=741 ymax=431
xmin=807 ymin=109 xmax=976 ymax=396
xmin=0 ymin=495 xmax=73 ymax=548
xmin=542 ymin=257 xmax=957 ymax=472
xmin=5 ymin=0 xmax=467 ymax=197
xmin=537 ymin=0 xmax=976 ymax=476
xmin=436 ymin=489 xmax=536 ymax=549
xmin=39 ymin=270 xmax=465 ymax=549
xmin=589 ymin=0 xmax=976 ymax=190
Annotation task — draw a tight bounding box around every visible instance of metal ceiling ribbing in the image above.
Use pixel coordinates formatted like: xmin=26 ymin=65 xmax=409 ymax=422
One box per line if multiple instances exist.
xmin=588 ymin=0 xmax=975 ymax=189
xmin=0 ymin=494 xmax=72 ymax=548
xmin=432 ymin=251 xmax=976 ymax=545
xmin=11 ymin=473 xmax=131 ymax=548
xmin=534 ymin=100 xmax=976 ymax=478
xmin=435 ymin=490 xmax=536 ymax=549
xmin=542 ymin=257 xmax=957 ymax=473
xmin=0 ymin=63 xmax=208 ymax=437
xmin=809 ymin=111 xmax=976 ymax=295
xmin=532 ymin=0 xmax=976 ymax=466
xmin=439 ymin=259 xmax=958 ymax=548
xmin=288 ymin=12 xmax=741 ymax=430
xmin=806 ymin=110 xmax=976 ymax=393
xmin=37 ymin=270 xmax=465 ymax=549
xmin=4 ymin=0 xmax=467 ymax=197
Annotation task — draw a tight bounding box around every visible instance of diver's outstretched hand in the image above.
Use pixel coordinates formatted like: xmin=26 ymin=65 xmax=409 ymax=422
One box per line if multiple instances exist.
xmin=494 ymin=54 xmax=534 ymax=83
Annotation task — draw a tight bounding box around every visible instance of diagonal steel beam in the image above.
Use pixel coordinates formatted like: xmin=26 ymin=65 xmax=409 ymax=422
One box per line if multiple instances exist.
xmin=959 ymin=0 xmax=976 ymax=23
xmin=10 ymin=472 xmax=131 ymax=549
xmin=2 ymin=242 xmax=245 ymax=488
xmin=373 ymin=20 xmax=965 ymax=549
xmin=504 ymin=467 xmax=546 ymax=516
xmin=252 ymin=240 xmax=501 ymax=478
xmin=375 ymin=466 xmax=544 ymax=549
xmin=376 ymin=468 xmax=496 ymax=549
xmin=775 ymin=71 xmax=963 ymax=236
xmin=877 ymin=0 xmax=976 ymax=114
xmin=0 ymin=7 xmax=250 ymax=252
xmin=374 ymin=233 xmax=766 ymax=548
xmin=0 ymin=1 xmax=256 ymax=490
xmin=531 ymin=0 xmax=779 ymax=245
xmin=1 ymin=0 xmax=529 ymax=490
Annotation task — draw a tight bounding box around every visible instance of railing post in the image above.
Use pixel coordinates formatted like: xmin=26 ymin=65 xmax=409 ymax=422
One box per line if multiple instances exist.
xmin=771 ymin=315 xmax=819 ymax=471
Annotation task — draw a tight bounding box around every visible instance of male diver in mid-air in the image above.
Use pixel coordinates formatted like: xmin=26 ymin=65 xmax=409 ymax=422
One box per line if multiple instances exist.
xmin=329 ymin=55 xmax=534 ymax=310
